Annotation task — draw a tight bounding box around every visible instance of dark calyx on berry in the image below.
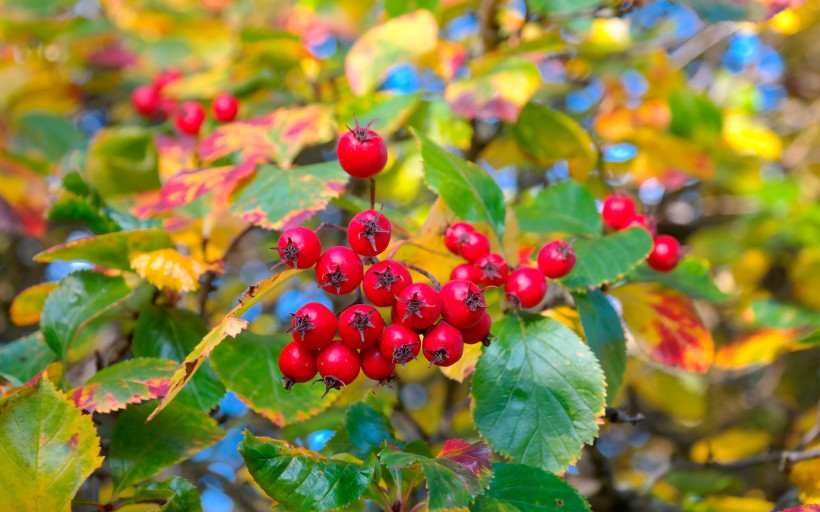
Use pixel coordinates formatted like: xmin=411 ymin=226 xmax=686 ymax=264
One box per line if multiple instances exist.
xmin=350 ymin=115 xmax=376 ymax=142
xmin=377 ymin=375 xmax=397 ymax=388
xmin=316 ymin=376 xmax=346 ymax=398
xmin=479 ymin=260 xmax=502 ymax=281
xmin=373 ymin=266 xmax=400 ymax=291
xmin=287 ymin=313 xmax=314 ymax=338
xmin=348 ymin=309 xmax=376 ymax=344
xmin=392 ymin=343 xmax=419 ymax=365
xmin=424 ymin=348 xmax=450 ymax=368
xmin=355 ymin=211 xmax=390 ymax=252
xmin=463 ymin=288 xmax=485 ymax=312
xmin=281 ymin=377 xmax=296 ymax=391
xmin=280 ymin=238 xmax=300 ymax=266
xmin=320 ymin=265 xmax=349 ymax=294
xmin=398 ymin=292 xmax=433 ymax=322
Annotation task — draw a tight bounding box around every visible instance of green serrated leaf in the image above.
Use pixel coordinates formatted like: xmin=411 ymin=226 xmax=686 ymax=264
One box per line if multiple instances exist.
xmin=34 ymin=229 xmax=173 ymax=271
xmin=472 ymin=315 xmax=605 ymax=472
xmin=471 ymin=462 xmax=591 ymax=512
xmin=515 ymin=180 xmax=602 ymax=236
xmin=239 ymin=432 xmax=376 ymax=512
xmin=560 ymin=227 xmax=653 ymax=292
xmin=627 ymin=258 xmax=730 ymax=303
xmin=345 ymin=402 xmax=395 ymax=457
xmin=0 ymin=332 xmax=54 ymax=386
xmin=126 ymin=477 xmax=202 ymax=512
xmin=69 ymin=358 xmax=178 ymax=414
xmin=574 ymin=291 xmax=626 ymax=405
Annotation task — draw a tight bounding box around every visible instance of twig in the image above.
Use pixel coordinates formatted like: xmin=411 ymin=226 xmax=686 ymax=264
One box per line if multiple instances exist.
xmin=398 ymin=261 xmax=441 ymax=290
xmin=408 ymin=501 xmax=427 ymax=512
xmin=199 ymin=225 xmax=254 ymax=318
xmin=797 ymin=399 xmax=820 ymax=450
xmin=670 ymin=21 xmax=739 ymax=69
xmin=370 ymin=178 xmax=376 ymax=210
xmin=315 ymin=222 xmax=348 ymax=233
xmin=604 ymin=405 xmax=645 ymax=425
xmin=478 ymin=0 xmax=501 ymax=54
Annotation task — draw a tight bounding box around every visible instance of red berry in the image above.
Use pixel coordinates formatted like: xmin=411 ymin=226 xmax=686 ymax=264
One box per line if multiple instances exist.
xmin=439 ymin=279 xmax=486 ymax=329
xmin=277 ymin=226 xmax=321 ymax=269
xmin=174 ymin=101 xmax=206 ymax=136
xmin=361 ymin=346 xmax=396 ymax=383
xmin=422 ymin=322 xmax=464 ymax=367
xmin=337 ymin=117 xmax=388 ymax=179
xmin=315 ymin=246 xmax=364 ymax=295
xmin=317 ymin=341 xmax=361 ymax=395
xmin=156 ymin=97 xmax=177 ymax=122
xmin=444 ymin=222 xmax=474 ymax=256
xmin=278 ymin=341 xmax=317 ymax=390
xmin=395 ymin=283 xmax=442 ymax=330
xmin=347 ymin=209 xmax=391 ymax=257
xmin=450 ymin=263 xmax=482 ymax=284
xmin=339 ymin=304 xmax=385 ymax=349
xmin=602 ymin=195 xmax=636 ymax=230
xmin=459 ymin=312 xmax=493 ymax=345
xmin=537 ymin=241 xmax=576 ymax=279
xmin=623 ymin=214 xmax=657 ymax=235
xmin=131 ymin=85 xmax=161 ymax=117
xmin=211 ymin=93 xmax=239 ymax=122
xmin=647 ymin=235 xmax=681 ymax=272
xmin=288 ymin=302 xmax=337 ymax=350
xmin=379 ymin=324 xmax=421 ymax=365
xmin=363 ymin=260 xmax=412 ymax=307
xmin=475 ymin=253 xmax=509 ymax=287
xmin=505 ymin=267 xmax=548 ymax=309
xmin=152 ymin=68 xmax=181 ymax=91
xmin=461 ymin=231 xmax=490 ymax=264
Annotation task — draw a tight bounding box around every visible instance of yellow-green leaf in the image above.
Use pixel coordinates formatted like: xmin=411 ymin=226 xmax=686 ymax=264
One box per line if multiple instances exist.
xmin=9 ymin=282 xmax=57 ymax=326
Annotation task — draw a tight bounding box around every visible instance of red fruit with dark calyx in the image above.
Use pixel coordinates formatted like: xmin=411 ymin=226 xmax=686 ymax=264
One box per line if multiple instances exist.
xmin=450 ymin=263 xmax=482 ymax=285
xmin=315 ymin=246 xmax=364 ymax=295
xmin=422 ymin=322 xmax=464 ymax=367
xmin=363 ymin=260 xmax=411 ymax=307
xmin=602 ymin=195 xmax=636 ymax=230
xmin=288 ymin=302 xmax=337 ymax=350
xmin=475 ymin=253 xmax=509 ymax=287
xmin=444 ymin=222 xmax=474 ymax=256
xmin=131 ymin=85 xmax=161 ymax=117
xmin=361 ymin=346 xmax=396 ymax=384
xmin=461 ymin=231 xmax=491 ymax=264
xmin=439 ymin=279 xmax=486 ymax=329
xmin=347 ymin=209 xmax=391 ymax=257
xmin=537 ymin=240 xmax=576 ymax=279
xmin=338 ymin=304 xmax=384 ymax=349
xmin=337 ymin=116 xmax=388 ymax=179
xmin=379 ymin=324 xmax=421 ymax=365
xmin=277 ymin=226 xmax=321 ymax=269
xmin=278 ymin=341 xmax=317 ymax=391
xmin=459 ymin=312 xmax=493 ymax=345
xmin=174 ymin=101 xmax=206 ymax=136
xmin=212 ymin=93 xmax=239 ymax=122
xmin=395 ymin=282 xmax=442 ymax=330
xmin=505 ymin=267 xmax=548 ymax=309
xmin=317 ymin=341 xmax=361 ymax=396
xmin=647 ymin=235 xmax=681 ymax=272
xmin=623 ymin=214 xmax=657 ymax=235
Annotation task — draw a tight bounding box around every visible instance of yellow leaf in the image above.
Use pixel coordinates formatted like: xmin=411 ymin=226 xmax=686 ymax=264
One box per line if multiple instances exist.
xmin=690 ymin=429 xmax=772 ymax=463
xmin=9 ymin=282 xmax=58 ymax=326
xmin=627 ymin=359 xmax=706 ymax=422
xmin=691 ymin=496 xmax=774 ymax=512
xmin=791 ymin=248 xmax=820 ymax=310
xmin=440 ymin=342 xmax=483 ymax=383
xmin=542 ymin=306 xmax=584 ymax=338
xmin=445 ymin=57 xmax=540 ymax=122
xmin=791 ymin=442 xmax=820 ymax=504
xmin=130 ymin=249 xmax=218 ymax=293
xmin=723 ymin=113 xmax=782 ymax=160
xmin=714 ymin=328 xmax=804 ymax=370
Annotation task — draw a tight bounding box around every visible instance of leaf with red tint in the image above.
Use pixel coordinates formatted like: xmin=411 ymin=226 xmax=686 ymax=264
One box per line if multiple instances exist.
xmin=155 ymin=134 xmax=197 ymax=181
xmin=148 ymin=160 xmax=258 ymax=215
xmin=69 ymin=358 xmax=177 ymax=413
xmin=438 ymin=439 xmax=493 ymax=476
xmin=781 ymin=507 xmax=820 ymax=512
xmin=9 ymin=282 xmax=58 ymax=326
xmin=714 ymin=328 xmax=805 ymax=370
xmin=612 ymin=283 xmax=714 ymax=373
xmin=445 ymin=57 xmax=540 ymax=122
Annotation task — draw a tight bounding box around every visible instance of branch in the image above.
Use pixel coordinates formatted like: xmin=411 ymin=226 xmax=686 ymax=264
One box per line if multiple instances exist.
xmin=397 ymin=261 xmax=441 ymax=290
xmin=478 ymin=0 xmax=501 ymax=54
xmin=669 ymin=21 xmax=739 ymax=69
xmin=199 ymin=225 xmax=254 ymax=318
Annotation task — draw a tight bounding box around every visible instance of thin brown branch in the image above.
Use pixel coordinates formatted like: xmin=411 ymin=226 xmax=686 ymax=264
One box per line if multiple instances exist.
xmin=397 ymin=261 xmax=441 ymax=290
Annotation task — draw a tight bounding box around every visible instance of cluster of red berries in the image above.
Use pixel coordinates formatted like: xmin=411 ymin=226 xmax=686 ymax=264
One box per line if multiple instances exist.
xmin=601 ymin=195 xmax=681 ymax=272
xmin=130 ymin=69 xmax=239 ymax=136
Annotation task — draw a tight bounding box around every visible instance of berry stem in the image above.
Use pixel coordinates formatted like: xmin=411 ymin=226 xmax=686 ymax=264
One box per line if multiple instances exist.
xmin=369 ymin=177 xmax=376 ymax=209
xmin=397 ymin=261 xmax=441 ymax=291
xmin=315 ymin=222 xmax=347 ymax=233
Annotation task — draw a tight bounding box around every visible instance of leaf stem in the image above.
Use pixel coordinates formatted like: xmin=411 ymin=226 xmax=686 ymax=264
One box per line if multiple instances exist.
xmin=370 ymin=177 xmax=376 ymax=210
xmin=397 ymin=261 xmax=441 ymax=291
xmin=315 ymin=222 xmax=348 ymax=233
xmin=408 ymin=500 xmax=427 ymax=512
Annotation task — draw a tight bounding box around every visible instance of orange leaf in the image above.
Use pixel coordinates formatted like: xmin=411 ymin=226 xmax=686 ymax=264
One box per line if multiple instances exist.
xmin=145 ymin=160 xmax=257 ymax=215
xmin=129 ymin=249 xmax=219 ymax=293
xmin=714 ymin=328 xmax=804 ymax=370
xmin=9 ymin=282 xmax=57 ymax=326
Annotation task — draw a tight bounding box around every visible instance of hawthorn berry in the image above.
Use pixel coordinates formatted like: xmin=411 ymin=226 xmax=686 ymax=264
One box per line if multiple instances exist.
xmin=152 ymin=68 xmax=181 ymax=91
xmin=277 ymin=226 xmax=321 ymax=269
xmin=422 ymin=322 xmax=464 ymax=367
xmin=444 ymin=222 xmax=474 ymax=256
xmin=450 ymin=263 xmax=482 ymax=285
xmin=602 ymin=195 xmax=636 ymax=230
xmin=317 ymin=341 xmax=361 ymax=395
xmin=363 ymin=260 xmax=411 ymax=307
xmin=278 ymin=341 xmax=317 ymax=391
xmin=131 ymin=85 xmax=161 ymax=117
xmin=315 ymin=246 xmax=364 ymax=295
xmin=361 ymin=346 xmax=396 ymax=384
xmin=505 ymin=267 xmax=548 ymax=309
xmin=461 ymin=231 xmax=491 ymax=264
xmin=339 ymin=304 xmax=385 ymax=349
xmin=439 ymin=279 xmax=486 ymax=329
xmin=624 ymin=214 xmax=657 ymax=235
xmin=395 ymin=282 xmax=442 ymax=330
xmin=212 ymin=93 xmax=239 ymax=123
xmin=347 ymin=209 xmax=391 ymax=257
xmin=537 ymin=240 xmax=576 ymax=279
xmin=174 ymin=101 xmax=206 ymax=136
xmin=460 ymin=312 xmax=493 ymax=345
xmin=647 ymin=235 xmax=681 ymax=272
xmin=379 ymin=324 xmax=421 ymax=365
xmin=288 ymin=302 xmax=337 ymax=350
xmin=475 ymin=253 xmax=509 ymax=287
xmin=337 ymin=117 xmax=388 ymax=179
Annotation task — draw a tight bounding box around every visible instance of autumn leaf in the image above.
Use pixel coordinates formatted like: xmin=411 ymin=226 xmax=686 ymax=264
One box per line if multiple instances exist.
xmin=446 ymin=57 xmax=540 ymax=122
xmin=130 ymin=249 xmax=219 ymax=293
xmin=9 ymin=282 xmax=57 ymax=326
xmin=69 ymin=358 xmax=178 ymax=414
xmin=146 ymin=161 xmax=257 ymax=215
xmin=714 ymin=328 xmax=805 ymax=370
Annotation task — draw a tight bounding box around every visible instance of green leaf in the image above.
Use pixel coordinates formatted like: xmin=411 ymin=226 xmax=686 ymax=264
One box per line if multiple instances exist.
xmin=126 ymin=477 xmax=202 ymax=512
xmin=345 ymin=403 xmax=395 ymax=457
xmin=86 ymin=127 xmax=160 ymax=197
xmin=515 ymin=181 xmax=602 ymax=236
xmin=573 ymin=291 xmax=627 ymax=405
xmin=528 ymin=0 xmax=599 ymax=15
xmin=210 ymin=332 xmax=333 ymax=426
xmin=69 ymin=358 xmax=178 ymax=414
xmin=133 ymin=305 xmax=225 ymax=412
xmin=109 ymin=401 xmax=224 ymax=497
xmin=18 ymin=112 xmax=84 ymax=163
xmin=338 ymin=93 xmax=420 ymax=137
xmin=40 ymin=270 xmax=132 ymax=360
xmin=407 ymin=98 xmax=473 ymax=149
xmin=0 ymin=379 xmax=103 ymax=511
xmin=669 ymin=91 xmax=723 ymax=144
xmin=560 ymin=228 xmax=653 ymax=292
xmin=230 ymin=162 xmax=349 ymax=231
xmin=417 ymin=132 xmax=506 ymax=239
xmin=34 ymin=229 xmax=173 ymax=271
xmin=385 ymin=0 xmax=439 ymax=17
xmin=0 ymin=332 xmax=54 ymax=386
xmin=471 ymin=315 xmax=605 ymax=472
xmin=48 ymin=191 xmax=122 ymax=234
xmin=239 ymin=432 xmax=376 ymax=512
xmin=471 ymin=462 xmax=591 ymax=512
xmin=627 ymin=258 xmax=730 ymax=303
xmin=749 ymin=299 xmax=820 ymax=330
xmin=512 ymin=102 xmax=597 ymax=178
xmin=379 ymin=440 xmax=492 ymax=511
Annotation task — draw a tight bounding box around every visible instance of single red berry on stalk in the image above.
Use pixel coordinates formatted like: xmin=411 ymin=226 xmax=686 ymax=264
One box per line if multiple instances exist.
xmin=288 ymin=302 xmax=337 ymax=350
xmin=505 ymin=267 xmax=548 ymax=309
xmin=131 ymin=85 xmax=161 ymax=117
xmin=152 ymin=68 xmax=181 ymax=91
xmin=395 ymin=282 xmax=442 ymax=330
xmin=315 ymin=246 xmax=364 ymax=295
xmin=212 ymin=93 xmax=239 ymax=122
xmin=602 ymin=195 xmax=636 ymax=230
xmin=347 ymin=209 xmax=391 ymax=256
xmin=623 ymin=213 xmax=657 ymax=235
xmin=277 ymin=226 xmax=321 ymax=269
xmin=278 ymin=341 xmax=317 ymax=391
xmin=337 ymin=116 xmax=388 ymax=179
xmin=461 ymin=231 xmax=491 ymax=264
xmin=450 ymin=263 xmax=482 ymax=285
xmin=422 ymin=322 xmax=464 ymax=367
xmin=475 ymin=253 xmax=509 ymax=287
xmin=439 ymin=279 xmax=486 ymax=329
xmin=317 ymin=341 xmax=361 ymax=396
xmin=444 ymin=222 xmax=474 ymax=256
xmin=459 ymin=312 xmax=493 ymax=345
xmin=363 ymin=260 xmax=411 ymax=307
xmin=379 ymin=324 xmax=421 ymax=365
xmin=174 ymin=101 xmax=206 ymax=136
xmin=647 ymin=235 xmax=681 ymax=272
xmin=537 ymin=240 xmax=576 ymax=279
xmin=339 ymin=304 xmax=385 ymax=349
xmin=361 ymin=346 xmax=396 ymax=384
